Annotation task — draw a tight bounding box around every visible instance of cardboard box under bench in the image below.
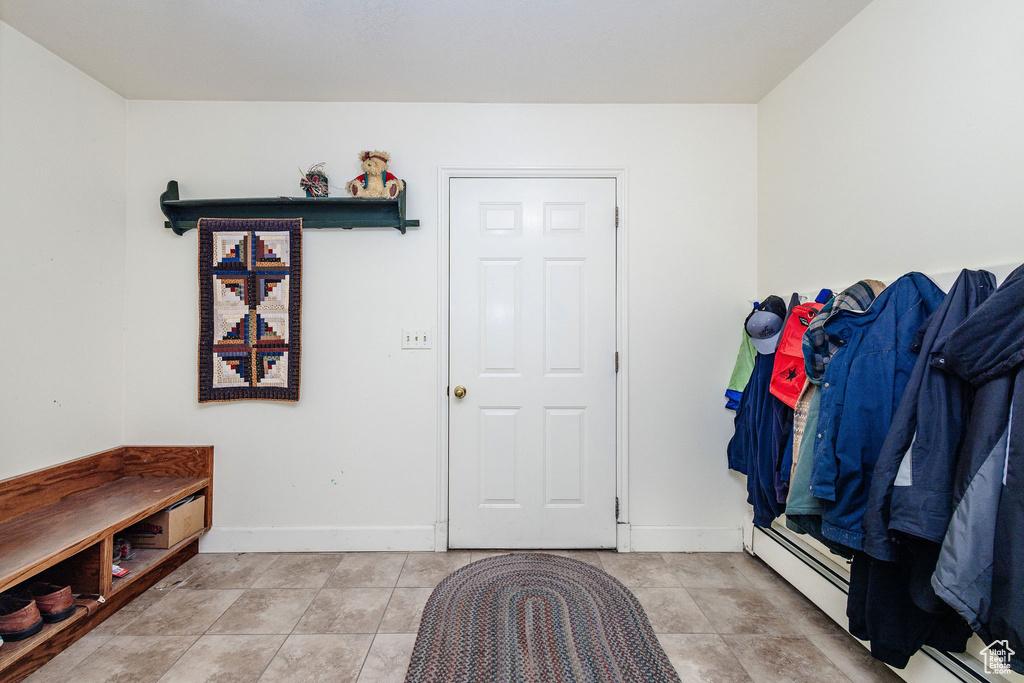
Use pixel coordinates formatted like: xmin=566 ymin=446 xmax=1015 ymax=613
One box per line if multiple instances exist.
xmin=124 ymin=495 xmax=205 ymax=549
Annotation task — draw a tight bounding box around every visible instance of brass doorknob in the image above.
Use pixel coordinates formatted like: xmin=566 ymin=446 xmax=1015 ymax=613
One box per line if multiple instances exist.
xmin=453 ymin=385 xmax=467 ymax=399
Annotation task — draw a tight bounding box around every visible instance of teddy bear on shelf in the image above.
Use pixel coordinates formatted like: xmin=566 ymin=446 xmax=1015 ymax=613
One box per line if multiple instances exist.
xmin=346 ymin=151 xmax=404 ymax=198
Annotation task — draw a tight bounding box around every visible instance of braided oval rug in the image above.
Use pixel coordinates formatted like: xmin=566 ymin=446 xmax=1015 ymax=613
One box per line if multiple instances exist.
xmin=404 ymin=553 xmax=681 ymax=683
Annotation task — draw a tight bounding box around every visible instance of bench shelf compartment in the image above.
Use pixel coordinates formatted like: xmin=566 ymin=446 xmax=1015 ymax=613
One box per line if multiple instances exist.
xmin=0 ymin=446 xmax=213 ymax=682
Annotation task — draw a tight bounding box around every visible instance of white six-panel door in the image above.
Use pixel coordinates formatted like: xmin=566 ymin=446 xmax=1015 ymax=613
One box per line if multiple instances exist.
xmin=448 ymin=177 xmax=617 ymax=548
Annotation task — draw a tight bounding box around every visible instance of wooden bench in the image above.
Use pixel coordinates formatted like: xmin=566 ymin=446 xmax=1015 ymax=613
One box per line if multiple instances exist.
xmin=0 ymin=446 xmax=213 ymax=682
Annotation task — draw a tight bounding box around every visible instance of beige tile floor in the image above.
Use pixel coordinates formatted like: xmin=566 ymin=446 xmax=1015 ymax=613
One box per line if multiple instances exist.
xmin=25 ymin=551 xmax=902 ymax=683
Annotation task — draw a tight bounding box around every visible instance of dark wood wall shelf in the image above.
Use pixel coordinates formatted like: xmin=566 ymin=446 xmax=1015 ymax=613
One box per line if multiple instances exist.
xmin=160 ymin=180 xmax=419 ymax=235
xmin=0 ymin=446 xmax=213 ymax=682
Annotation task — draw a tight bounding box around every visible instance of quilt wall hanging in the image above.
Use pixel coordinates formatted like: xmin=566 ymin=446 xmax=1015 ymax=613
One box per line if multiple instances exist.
xmin=198 ymin=217 xmax=301 ymax=402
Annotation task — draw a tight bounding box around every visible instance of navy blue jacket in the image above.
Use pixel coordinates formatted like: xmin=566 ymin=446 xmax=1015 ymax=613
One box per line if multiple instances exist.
xmin=811 ymin=272 xmax=946 ymax=550
xmin=849 ymin=270 xmax=993 ymax=669
xmin=863 ymin=269 xmax=996 ymax=561
xmin=933 ymin=262 xmax=1024 ymax=673
xmin=728 ymin=352 xmax=787 ymax=526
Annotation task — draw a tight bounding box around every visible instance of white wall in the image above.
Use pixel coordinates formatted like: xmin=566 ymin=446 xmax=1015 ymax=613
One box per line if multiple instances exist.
xmin=0 ymin=22 xmax=126 ymax=478
xmin=758 ymin=0 xmax=1024 ymax=294
xmin=22 ymin=0 xmax=1021 ymax=554
xmin=123 ymin=102 xmax=757 ymax=551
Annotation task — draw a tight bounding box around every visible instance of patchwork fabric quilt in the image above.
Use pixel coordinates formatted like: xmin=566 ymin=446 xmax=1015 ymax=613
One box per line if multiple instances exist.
xmin=198 ymin=218 xmax=301 ymax=402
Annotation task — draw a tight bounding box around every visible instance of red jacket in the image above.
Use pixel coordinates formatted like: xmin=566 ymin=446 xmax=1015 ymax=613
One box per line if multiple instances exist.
xmin=770 ymin=302 xmax=823 ymax=408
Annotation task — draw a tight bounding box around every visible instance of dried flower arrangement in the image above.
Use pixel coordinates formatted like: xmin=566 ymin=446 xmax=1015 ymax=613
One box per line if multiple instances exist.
xmin=299 ymin=162 xmax=330 ymax=197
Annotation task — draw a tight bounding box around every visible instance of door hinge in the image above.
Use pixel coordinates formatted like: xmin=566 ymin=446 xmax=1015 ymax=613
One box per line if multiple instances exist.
xmin=615 ymin=352 xmax=619 ymax=373
xmin=615 ymin=207 xmax=619 ymax=228
xmin=615 ymin=496 xmax=620 ymax=520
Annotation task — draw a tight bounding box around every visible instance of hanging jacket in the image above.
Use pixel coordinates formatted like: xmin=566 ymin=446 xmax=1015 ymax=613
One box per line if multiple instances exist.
xmin=932 ymin=262 xmax=1024 ymax=673
xmin=802 ymin=281 xmax=886 ymax=385
xmin=846 ymin=548 xmax=973 ymax=668
xmin=771 ymin=301 xmax=825 ymax=409
xmin=785 ymin=384 xmax=855 ymax=558
xmin=991 ymin=393 xmax=1024 ymax=675
xmin=812 ymin=273 xmax=946 ymax=551
xmin=727 ymin=351 xmax=787 ymax=526
xmin=931 ymin=374 xmax=1014 ymax=638
xmin=786 ymin=281 xmax=885 ymax=555
xmin=843 ymin=269 xmax=994 ymax=668
xmin=787 ymin=381 xmax=814 ymax=485
xmin=786 ymin=387 xmax=828 ymax=536
xmin=772 ymin=396 xmax=794 ymax=505
xmin=725 ymin=332 xmax=757 ymax=410
xmin=864 ymin=269 xmax=996 ymax=561
xmin=770 ymin=294 xmax=802 ymax=504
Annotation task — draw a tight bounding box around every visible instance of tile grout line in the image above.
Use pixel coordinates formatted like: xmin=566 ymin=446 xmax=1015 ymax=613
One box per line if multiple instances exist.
xmin=353 ymin=551 xmax=411 ymax=682
xmin=252 ymin=552 xmax=405 ymax=681
xmin=807 ymin=632 xmax=903 ymax=682
xmin=140 ymin=554 xmax=255 ymax=678
xmin=655 ymin=554 xmax=757 ymax=682
xmin=787 ymin=632 xmax=862 ymax=683
xmin=731 ymin=556 xmax=825 ymax=638
xmin=158 ymin=553 xmax=272 ymax=679
xmin=107 ymin=554 xmax=216 ymax=681
xmin=283 ymin=556 xmax=338 ymax=636
xmin=256 ymin=633 xmax=291 ymax=681
xmin=665 ymin=555 xmax=854 ymax=682
xmin=40 ymin=551 xmax=870 ymax=682
xmin=39 ymin=555 xmax=203 ymax=680
xmin=152 ymin=634 xmax=203 ymax=682
xmin=670 ymin=584 xmax=719 ymax=636
xmin=248 ymin=552 xmax=335 ymax=681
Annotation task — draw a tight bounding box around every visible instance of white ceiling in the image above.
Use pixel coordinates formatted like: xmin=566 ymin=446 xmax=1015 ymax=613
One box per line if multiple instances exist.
xmin=0 ymin=0 xmax=871 ymax=103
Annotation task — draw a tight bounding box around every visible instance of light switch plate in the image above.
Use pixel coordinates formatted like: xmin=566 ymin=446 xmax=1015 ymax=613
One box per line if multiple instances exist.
xmin=402 ymin=328 xmax=431 ymax=349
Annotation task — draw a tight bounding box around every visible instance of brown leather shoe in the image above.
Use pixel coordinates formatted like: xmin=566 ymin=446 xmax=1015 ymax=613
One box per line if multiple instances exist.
xmin=26 ymin=583 xmax=76 ymax=623
xmin=0 ymin=596 xmax=44 ymax=641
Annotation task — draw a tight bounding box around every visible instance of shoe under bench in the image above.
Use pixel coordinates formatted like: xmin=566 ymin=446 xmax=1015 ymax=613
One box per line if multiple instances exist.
xmin=0 ymin=445 xmax=213 ymax=682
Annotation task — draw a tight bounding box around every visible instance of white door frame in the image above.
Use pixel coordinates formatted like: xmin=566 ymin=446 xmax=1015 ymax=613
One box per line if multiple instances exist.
xmin=436 ymin=167 xmax=630 ymax=552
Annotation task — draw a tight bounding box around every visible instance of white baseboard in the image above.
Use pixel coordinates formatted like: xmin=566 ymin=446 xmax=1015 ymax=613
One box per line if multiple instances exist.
xmin=742 ymin=509 xmax=755 ymax=552
xmin=434 ymin=522 xmax=448 ymax=552
xmin=616 ymin=523 xmax=631 ymax=552
xmin=199 ymin=524 xmax=741 ymax=554
xmin=199 ymin=525 xmax=436 ymax=553
xmin=629 ymin=525 xmax=744 ymax=552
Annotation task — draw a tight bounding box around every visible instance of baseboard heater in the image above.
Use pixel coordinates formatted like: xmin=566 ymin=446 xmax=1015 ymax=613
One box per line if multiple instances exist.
xmin=750 ymin=521 xmax=1015 ymax=683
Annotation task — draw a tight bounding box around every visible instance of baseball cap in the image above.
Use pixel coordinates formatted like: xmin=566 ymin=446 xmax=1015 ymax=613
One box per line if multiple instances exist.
xmin=744 ymin=295 xmax=787 ymax=355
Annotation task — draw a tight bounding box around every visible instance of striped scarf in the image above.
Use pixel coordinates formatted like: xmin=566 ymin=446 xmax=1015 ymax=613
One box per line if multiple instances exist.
xmin=802 ymin=279 xmax=886 ymax=383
